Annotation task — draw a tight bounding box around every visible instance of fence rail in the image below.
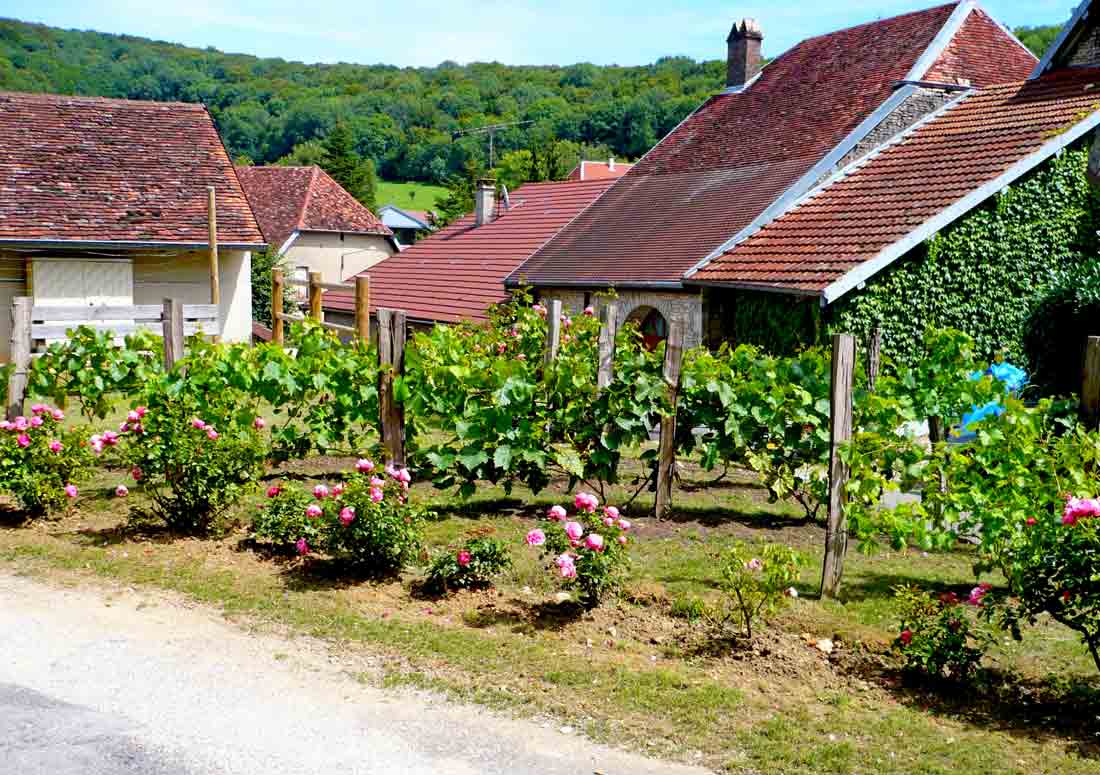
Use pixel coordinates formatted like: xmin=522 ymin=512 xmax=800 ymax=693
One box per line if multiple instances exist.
xmin=29 ymin=303 xmax=218 ymax=340
xmin=271 ymin=270 xmax=370 ymax=344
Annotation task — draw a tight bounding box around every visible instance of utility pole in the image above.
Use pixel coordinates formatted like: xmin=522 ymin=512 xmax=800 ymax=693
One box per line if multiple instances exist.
xmin=452 ymin=120 xmax=535 ymax=168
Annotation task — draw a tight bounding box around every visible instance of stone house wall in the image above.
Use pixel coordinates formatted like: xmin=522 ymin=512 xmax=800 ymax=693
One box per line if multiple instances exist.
xmin=535 ymin=287 xmax=704 ymax=350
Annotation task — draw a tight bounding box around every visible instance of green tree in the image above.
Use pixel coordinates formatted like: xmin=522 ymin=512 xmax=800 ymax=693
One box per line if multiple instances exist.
xmin=431 ymin=161 xmax=480 ymax=228
xmin=276 ymin=140 xmax=326 ymax=167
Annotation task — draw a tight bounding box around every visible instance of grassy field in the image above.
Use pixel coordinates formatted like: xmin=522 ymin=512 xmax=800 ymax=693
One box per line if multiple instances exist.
xmin=2 ymin=452 xmax=1098 ymax=774
xmin=376 ymin=180 xmax=447 ymax=212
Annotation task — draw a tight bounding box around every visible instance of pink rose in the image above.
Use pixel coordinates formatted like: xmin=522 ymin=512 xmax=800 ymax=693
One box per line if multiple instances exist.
xmin=617 ymin=535 xmax=628 ymax=545
xmin=370 ymin=487 xmax=384 ymax=503
xmin=339 ymin=506 xmax=356 ymax=526
xmin=899 ymin=629 xmax=912 ymax=646
xmin=356 ymin=458 xmax=375 ymax=473
xmin=51 ymin=408 xmax=64 ymax=421
xmin=131 ymin=466 xmax=143 ymax=482
xmin=616 ymin=518 xmax=631 ymax=531
xmin=785 ymin=587 xmax=798 ymax=598
xmin=603 ymin=516 xmax=614 ymax=527
xmin=0 ymin=421 xmax=11 ymax=431
xmin=396 ymin=468 xmax=412 ymax=484
xmin=603 ymin=506 xmax=620 ymax=520
xmin=127 ymin=410 xmax=141 ymax=423
xmin=135 ymin=406 xmax=147 ymax=419
xmin=457 ymin=550 xmax=472 ymax=567
xmin=295 ymin=538 xmax=310 ymax=556
xmin=266 ymin=485 xmax=281 ymax=498
xmin=191 ymin=418 xmax=206 ymax=430
xmin=206 ymin=428 xmax=219 ymax=441
xmin=16 ymin=434 xmax=29 ymax=448
xmin=305 ymin=503 xmax=323 ymax=518
xmin=64 ymin=484 xmax=78 ymax=499
xmin=332 ymin=483 xmax=345 ymax=497
xmin=583 ymin=306 xmax=595 ymax=316
xmin=29 ymin=416 xmax=43 ymax=428
xmin=48 ymin=440 xmax=62 ymax=453
xmin=102 ymin=431 xmax=118 ymax=446
xmin=563 ymin=521 xmax=584 ymax=541
xmin=585 ymin=533 xmax=605 ymax=552
xmin=370 ymin=477 xmax=386 ymax=488
xmin=313 ymin=484 xmax=330 ymax=499
xmin=115 ymin=485 xmax=129 ymax=498
xmin=559 ymin=561 xmax=577 ymax=579
xmin=547 ymin=505 xmax=567 ymax=521
xmin=526 ymin=528 xmax=546 ymax=546
xmin=745 ymin=558 xmax=763 ymax=571
xmin=574 ymin=492 xmax=598 ymax=513
xmin=517 ymin=354 xmax=526 ymax=361
xmin=30 ymin=403 xmax=46 ymax=415
xmin=13 ymin=416 xmax=28 ymax=431
xmin=254 ymin=417 xmax=266 ymax=430
xmin=385 ymin=465 xmax=398 ymax=478
xmin=1026 ymin=517 xmax=1037 ymax=526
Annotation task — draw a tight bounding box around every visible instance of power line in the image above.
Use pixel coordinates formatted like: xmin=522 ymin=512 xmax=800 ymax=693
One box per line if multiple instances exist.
xmin=452 ymin=120 xmax=535 ymax=167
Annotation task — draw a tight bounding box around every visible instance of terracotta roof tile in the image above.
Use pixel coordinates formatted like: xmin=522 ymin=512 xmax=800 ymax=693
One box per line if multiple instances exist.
xmin=511 ymin=2 xmax=1036 ymax=287
xmin=325 ymin=179 xmax=612 ymax=323
xmin=925 ymin=8 xmax=1037 ymax=87
xmin=235 ymin=165 xmax=391 ymax=251
xmin=566 ymin=160 xmax=635 ymax=181
xmin=0 ymin=91 xmax=263 ymax=246
xmin=691 ymin=67 xmax=1100 ymax=295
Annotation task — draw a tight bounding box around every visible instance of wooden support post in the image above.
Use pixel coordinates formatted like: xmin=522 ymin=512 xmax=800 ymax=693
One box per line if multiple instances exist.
xmin=867 ymin=327 xmax=882 ymax=392
xmin=1083 ymin=336 xmax=1100 ymax=426
xmin=926 ymin=415 xmax=948 ymax=523
xmin=271 ymin=269 xmax=285 ymax=345
xmin=544 ymin=299 xmax=562 ymax=366
xmin=377 ymin=308 xmax=407 ymax=468
xmin=7 ymin=297 xmax=31 ymax=421
xmin=308 ymin=271 xmax=323 ymax=322
xmin=655 ymin=318 xmax=685 ymax=519
xmin=597 ymin=302 xmax=618 ymax=390
xmin=161 ymin=298 xmax=184 ymax=370
xmin=207 ymin=187 xmax=220 ymax=307
xmin=355 ymin=276 xmax=371 ymax=343
xmin=821 ymin=333 xmax=855 ymax=599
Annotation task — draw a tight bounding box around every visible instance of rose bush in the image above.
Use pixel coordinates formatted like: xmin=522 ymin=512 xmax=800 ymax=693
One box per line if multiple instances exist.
xmin=425 ymin=532 xmax=512 ymax=592
xmin=708 ymin=539 xmax=801 ymax=639
xmin=0 ymin=404 xmax=90 ymax=515
xmin=893 ymin=584 xmax=986 ymax=681
xmin=525 ymin=494 xmax=630 ymax=607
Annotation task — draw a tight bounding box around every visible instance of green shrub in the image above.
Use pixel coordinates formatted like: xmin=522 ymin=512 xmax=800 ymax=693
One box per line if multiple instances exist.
xmin=1024 ymin=257 xmax=1100 ymax=396
xmin=0 ymin=405 xmax=91 ymax=516
xmin=252 ymin=484 xmax=320 ymax=550
xmin=893 ymin=584 xmax=986 ymax=681
xmin=425 ymin=534 xmax=511 ymax=592
xmin=323 ymin=468 xmax=427 ymax=573
xmin=709 ymin=540 xmax=801 ymax=639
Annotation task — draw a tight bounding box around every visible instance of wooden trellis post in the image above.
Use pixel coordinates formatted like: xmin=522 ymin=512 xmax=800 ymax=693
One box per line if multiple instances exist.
xmin=597 ymin=302 xmax=618 ymax=389
xmin=867 ymin=327 xmax=882 ymax=392
xmin=1083 ymin=336 xmax=1100 ymax=427
xmin=161 ymin=298 xmax=184 ymax=370
xmin=821 ymin=333 xmax=855 ymax=599
xmin=655 ymin=318 xmax=685 ymax=519
xmin=308 ymin=271 xmax=323 ymax=322
xmin=6 ymin=297 xmax=31 ymax=421
xmin=271 ymin=269 xmax=285 ymax=345
xmin=544 ymin=299 xmax=562 ymax=366
xmin=356 ymin=276 xmax=371 ymax=343
xmin=378 ymin=307 xmax=407 ymax=468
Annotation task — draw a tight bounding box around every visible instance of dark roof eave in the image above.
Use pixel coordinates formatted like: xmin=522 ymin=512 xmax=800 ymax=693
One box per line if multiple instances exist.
xmin=685 ymin=277 xmax=825 ymax=300
xmin=0 ymin=238 xmax=267 ymax=251
xmin=504 ymin=277 xmax=686 ymax=291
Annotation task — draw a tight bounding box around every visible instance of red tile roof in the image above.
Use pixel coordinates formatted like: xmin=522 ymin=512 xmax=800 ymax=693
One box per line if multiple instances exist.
xmin=690 ymin=67 xmax=1100 ymax=297
xmin=567 ymin=160 xmax=635 ymax=181
xmin=235 ymin=165 xmax=391 ymax=251
xmin=325 ymin=179 xmax=613 ymax=323
xmin=924 ymin=7 xmax=1037 ymax=87
xmin=510 ymin=2 xmax=1036 ymax=288
xmin=0 ymin=91 xmax=264 ymax=247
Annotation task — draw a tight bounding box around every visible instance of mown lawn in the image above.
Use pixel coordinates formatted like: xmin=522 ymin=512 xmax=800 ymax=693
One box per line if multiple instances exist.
xmin=376 ymin=180 xmax=446 ymax=211
xmin=2 ymin=453 xmax=1097 ymax=774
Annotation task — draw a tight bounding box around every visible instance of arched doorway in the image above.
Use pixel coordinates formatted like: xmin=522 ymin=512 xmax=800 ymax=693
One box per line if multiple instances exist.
xmin=625 ymin=305 xmax=669 ymax=351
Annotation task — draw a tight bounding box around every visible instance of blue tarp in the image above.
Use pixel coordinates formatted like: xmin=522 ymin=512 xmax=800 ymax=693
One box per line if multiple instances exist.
xmin=956 ymin=362 xmax=1028 ymax=438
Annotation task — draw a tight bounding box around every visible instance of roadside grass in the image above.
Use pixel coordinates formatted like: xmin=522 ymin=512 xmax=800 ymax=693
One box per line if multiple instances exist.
xmin=376 ymin=180 xmax=447 ymax=211
xmin=2 ymin=457 xmax=1098 ymax=774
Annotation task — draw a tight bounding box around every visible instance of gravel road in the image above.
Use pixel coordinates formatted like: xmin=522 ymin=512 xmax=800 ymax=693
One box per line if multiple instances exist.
xmin=0 ymin=573 xmax=712 ymax=775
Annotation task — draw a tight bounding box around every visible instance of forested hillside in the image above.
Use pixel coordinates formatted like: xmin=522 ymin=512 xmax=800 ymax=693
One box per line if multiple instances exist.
xmin=0 ymin=18 xmax=1061 ymax=184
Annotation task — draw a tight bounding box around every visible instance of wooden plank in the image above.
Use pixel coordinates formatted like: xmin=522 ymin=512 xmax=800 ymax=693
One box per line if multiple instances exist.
xmin=308 ymin=272 xmax=323 ymax=322
xmin=272 ymin=310 xmax=306 ymax=323
xmin=271 ymin=269 xmax=285 ymax=345
xmin=867 ymin=326 xmax=882 ymax=392
xmin=321 ymin=320 xmax=357 ymax=335
xmin=162 ymin=298 xmax=184 ymax=370
xmin=821 ymin=333 xmax=855 ymax=599
xmin=180 ymin=304 xmax=219 ymax=319
xmin=543 ymin=299 xmax=562 ymax=366
xmin=31 ymin=305 xmax=164 ymax=322
xmin=377 ymin=308 xmax=407 ymax=468
xmin=7 ymin=297 xmax=31 ymax=420
xmin=597 ymin=302 xmax=618 ymax=390
xmin=356 ymin=276 xmax=370 ymax=342
xmin=1084 ymin=336 xmax=1100 ymax=426
xmin=655 ymin=318 xmax=685 ymax=519
xmin=283 ymin=278 xmax=310 ymax=288
xmin=32 ymin=321 xmax=215 ymax=339
xmin=208 ymin=186 xmax=220 ymax=309
xmin=314 ymin=280 xmax=356 ymax=292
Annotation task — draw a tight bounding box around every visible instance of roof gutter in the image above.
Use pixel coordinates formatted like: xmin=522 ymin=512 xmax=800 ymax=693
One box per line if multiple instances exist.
xmin=0 ymin=238 xmax=267 ymax=251
xmin=684 ymin=278 xmax=821 ymax=298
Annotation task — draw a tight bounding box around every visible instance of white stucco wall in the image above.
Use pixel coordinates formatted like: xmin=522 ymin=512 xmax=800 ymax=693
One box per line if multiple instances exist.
xmin=283 ymin=232 xmax=394 ymax=284
xmin=133 ymin=249 xmax=251 ymax=343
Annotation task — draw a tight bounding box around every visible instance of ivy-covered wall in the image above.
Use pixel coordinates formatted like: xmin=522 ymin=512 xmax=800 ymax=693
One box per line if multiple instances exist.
xmin=704 ymin=145 xmax=1100 ymax=367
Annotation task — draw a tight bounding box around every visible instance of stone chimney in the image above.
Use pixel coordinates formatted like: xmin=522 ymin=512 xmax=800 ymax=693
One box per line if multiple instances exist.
xmin=474 ymin=179 xmax=496 ymax=226
xmin=726 ymin=18 xmax=763 ymax=89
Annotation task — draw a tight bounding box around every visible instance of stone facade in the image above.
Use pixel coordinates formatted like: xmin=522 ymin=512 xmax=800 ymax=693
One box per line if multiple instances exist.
xmin=1069 ymin=19 xmax=1100 ymax=68
xmin=536 ymin=287 xmax=705 ymax=350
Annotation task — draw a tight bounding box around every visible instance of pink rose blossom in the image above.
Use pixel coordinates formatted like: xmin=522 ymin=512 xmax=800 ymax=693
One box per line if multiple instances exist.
xmin=16 ymin=434 xmax=29 ymax=448
xmin=396 ymin=468 xmax=412 ymax=484
xmin=313 ymin=484 xmax=330 ymax=499
xmin=13 ymin=416 xmax=28 ymax=431
xmin=457 ymin=550 xmax=472 ymax=567
xmin=305 ymin=503 xmax=323 ymax=518
xmin=967 ymin=582 xmax=993 ymax=606
xmin=1062 ymin=496 xmax=1100 ymax=525
xmin=547 ymin=505 xmax=567 ymax=521
xmin=115 ymin=485 xmax=129 ymax=498
xmin=30 ymin=404 xmax=46 ymax=415
xmin=135 ymin=407 xmax=147 ymax=418
xmin=370 ymin=487 xmax=384 ymax=503
xmin=48 ymin=440 xmax=62 ymax=453
xmin=603 ymin=516 xmax=615 ymax=527
xmin=131 ymin=466 xmax=143 ymax=481
xmin=525 ymin=528 xmax=546 ymax=546
xmin=603 ymin=506 xmax=620 ymax=520
xmin=585 ymin=533 xmax=605 ymax=552
xmin=1026 ymin=517 xmax=1037 ymax=526
xmin=90 ymin=435 xmax=104 ymax=454
xmin=616 ymin=518 xmax=631 ymax=531
xmin=370 ymin=477 xmax=386 ymax=488
xmin=102 ymin=431 xmax=118 ymax=446
xmin=745 ymin=558 xmax=763 ymax=571
xmin=617 ymin=535 xmax=628 ymax=546
xmin=356 ymin=458 xmax=375 ymax=473
xmin=583 ymin=306 xmax=595 ymax=316
xmin=127 ymin=410 xmax=141 ymax=423
xmin=266 ymin=485 xmax=281 ymax=498
xmin=191 ymin=418 xmax=206 ymax=430
xmin=295 ymin=538 xmax=310 ymax=556
xmin=0 ymin=421 xmax=11 ymax=431
xmin=899 ymin=629 xmax=913 ymax=646
xmin=574 ymin=492 xmax=598 ymax=513
xmin=339 ymin=506 xmax=356 ymax=526
xmin=254 ymin=417 xmax=266 ymax=430
xmin=332 ymin=483 xmax=345 ymax=497
xmin=564 ymin=521 xmax=584 ymax=541
xmin=119 ymin=422 xmax=130 ymax=433
xmin=29 ymin=416 xmax=43 ymax=428
xmin=206 ymin=428 xmax=218 ymax=441
xmin=64 ymin=484 xmax=78 ymax=499
xmin=785 ymin=587 xmax=799 ymax=598
xmin=51 ymin=408 xmax=64 ymax=421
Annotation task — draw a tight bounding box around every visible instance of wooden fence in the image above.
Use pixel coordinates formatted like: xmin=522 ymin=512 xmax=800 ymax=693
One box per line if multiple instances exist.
xmin=7 ymin=297 xmax=219 ymax=420
xmin=271 ymin=270 xmax=370 ymax=345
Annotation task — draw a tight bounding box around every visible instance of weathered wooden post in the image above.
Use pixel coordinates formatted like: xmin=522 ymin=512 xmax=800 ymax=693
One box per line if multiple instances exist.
xmin=308 ymin=271 xmax=323 ymax=322
xmin=867 ymin=326 xmax=882 ymax=392
xmin=7 ymin=297 xmax=31 ymax=421
xmin=1083 ymin=336 xmax=1100 ymax=426
xmin=207 ymin=187 xmax=220 ymax=343
xmin=377 ymin=308 xmax=407 ymax=468
xmin=655 ymin=318 xmax=685 ymax=519
xmin=161 ymin=298 xmax=184 ymax=370
xmin=821 ymin=333 xmax=855 ymax=599
xmin=356 ymin=276 xmax=371 ymax=343
xmin=271 ymin=269 xmax=285 ymax=345
xmin=543 ymin=299 xmax=562 ymax=366
xmin=597 ymin=302 xmax=618 ymax=389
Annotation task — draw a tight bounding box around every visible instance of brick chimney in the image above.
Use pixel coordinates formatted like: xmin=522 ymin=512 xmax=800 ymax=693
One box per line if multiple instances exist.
xmin=474 ymin=179 xmax=496 ymax=226
xmin=726 ymin=18 xmax=763 ymax=89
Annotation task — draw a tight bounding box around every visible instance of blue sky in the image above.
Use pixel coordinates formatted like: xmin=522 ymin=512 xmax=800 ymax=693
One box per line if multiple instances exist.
xmin=0 ymin=0 xmax=1076 ymax=67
